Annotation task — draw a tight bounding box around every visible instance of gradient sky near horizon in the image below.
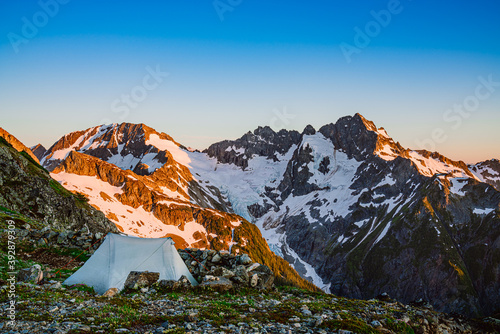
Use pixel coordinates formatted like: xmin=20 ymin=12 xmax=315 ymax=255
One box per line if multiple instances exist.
xmin=0 ymin=0 xmax=499 ymax=163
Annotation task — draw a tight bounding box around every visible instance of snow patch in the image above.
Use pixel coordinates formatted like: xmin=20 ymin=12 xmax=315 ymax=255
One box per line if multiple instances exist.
xmin=51 ymin=171 xmax=206 ymax=244
xmin=146 ymin=134 xmax=191 ymax=166
xmin=449 ymin=178 xmax=468 ymax=196
xmin=376 ymin=144 xmax=398 ymax=161
xmin=473 ymin=208 xmax=495 ymax=215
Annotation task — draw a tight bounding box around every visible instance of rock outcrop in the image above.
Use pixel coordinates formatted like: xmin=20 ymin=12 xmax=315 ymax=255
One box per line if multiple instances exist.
xmin=0 ymin=135 xmax=117 ymax=234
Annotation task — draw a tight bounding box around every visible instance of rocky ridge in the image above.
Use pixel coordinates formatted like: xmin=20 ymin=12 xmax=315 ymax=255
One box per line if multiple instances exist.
xmin=0 ymin=135 xmax=117 ymax=234
xmin=204 ymin=126 xmax=301 ymax=170
xmin=0 ymin=127 xmax=40 ymax=164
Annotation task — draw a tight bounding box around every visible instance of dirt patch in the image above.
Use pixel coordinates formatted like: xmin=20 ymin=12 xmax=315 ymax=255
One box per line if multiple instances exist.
xmin=19 ymin=248 xmax=83 ymax=270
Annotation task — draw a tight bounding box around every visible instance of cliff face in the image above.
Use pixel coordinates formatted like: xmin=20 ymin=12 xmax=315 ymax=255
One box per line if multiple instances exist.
xmin=0 ymin=136 xmax=117 ymax=234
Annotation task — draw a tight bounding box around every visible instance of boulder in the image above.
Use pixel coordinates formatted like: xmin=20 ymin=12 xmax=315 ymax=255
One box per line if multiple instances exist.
xmin=232 ymin=265 xmax=249 ymax=285
xmin=250 ymin=273 xmax=259 ymax=287
xmin=124 ymin=271 xmax=159 ymax=290
xmin=249 ymin=264 xmax=274 ymax=290
xmin=157 ymin=275 xmax=192 ymax=290
xmin=17 ymin=264 xmax=43 ymax=284
xmin=200 ymin=276 xmax=233 ymax=292
xmin=103 ymin=288 xmax=119 ymax=298
xmin=210 ymin=267 xmax=235 ymax=279
xmin=157 ymin=279 xmax=180 ymax=290
xmin=239 ymin=254 xmax=252 ymax=265
xmin=376 ymin=292 xmax=393 ymax=302
xmin=245 ymin=263 xmax=260 ymax=272
xmin=177 ymin=275 xmax=192 ymax=288
xmin=211 ymin=253 xmax=222 ymax=263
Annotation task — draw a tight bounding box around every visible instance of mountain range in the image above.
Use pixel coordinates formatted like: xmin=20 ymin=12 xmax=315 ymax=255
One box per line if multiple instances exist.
xmin=2 ymin=114 xmax=499 ymax=317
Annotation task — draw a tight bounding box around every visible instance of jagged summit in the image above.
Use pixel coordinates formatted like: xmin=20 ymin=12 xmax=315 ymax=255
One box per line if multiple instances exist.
xmin=41 ymin=122 xmax=183 ymax=174
xmin=204 ymin=125 xmax=301 ymax=169
xmin=30 ymin=143 xmax=47 ymax=161
xmin=302 ymin=124 xmax=316 ymax=135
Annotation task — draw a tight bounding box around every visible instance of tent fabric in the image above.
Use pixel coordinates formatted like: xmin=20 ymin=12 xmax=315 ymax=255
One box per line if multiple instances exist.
xmin=63 ymin=233 xmax=198 ymax=294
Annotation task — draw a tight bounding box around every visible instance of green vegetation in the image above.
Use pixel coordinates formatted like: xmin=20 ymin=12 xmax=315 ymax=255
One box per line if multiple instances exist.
xmin=0 ymin=207 xmax=43 ymax=230
xmin=0 ymin=136 xmax=13 ymax=148
xmin=74 ymin=192 xmax=89 ymax=203
xmin=19 ymin=150 xmax=49 ymax=174
xmin=49 ymin=179 xmax=72 ymax=197
xmin=386 ymin=318 xmax=415 ymax=334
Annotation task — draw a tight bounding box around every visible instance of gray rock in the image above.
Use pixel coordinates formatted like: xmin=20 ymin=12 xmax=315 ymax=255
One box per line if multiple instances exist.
xmin=17 ymin=264 xmax=43 ymax=284
xmin=249 ymin=264 xmax=274 ymax=290
xmin=157 ymin=275 xmax=192 ymax=290
xmin=124 ymin=271 xmax=159 ymax=290
xmin=302 ymin=309 xmax=312 ymax=316
xmin=250 ymin=273 xmax=259 ymax=288
xmin=211 ymin=253 xmax=222 ymax=263
xmin=240 ymin=254 xmax=252 ymax=265
xmin=245 ymin=263 xmax=260 ymax=272
xmin=102 ymin=288 xmax=119 ymax=297
xmin=177 ymin=275 xmax=192 ymax=287
xmin=232 ymin=265 xmax=249 ymax=285
xmin=50 ymin=282 xmax=62 ymax=290
xmin=210 ymin=267 xmax=235 ymax=279
xmin=157 ymin=279 xmax=179 ymax=289
xmin=200 ymin=276 xmax=233 ymax=292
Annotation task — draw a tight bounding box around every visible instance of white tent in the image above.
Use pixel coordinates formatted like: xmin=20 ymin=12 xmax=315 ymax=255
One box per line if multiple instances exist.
xmin=63 ymin=233 xmax=198 ymax=294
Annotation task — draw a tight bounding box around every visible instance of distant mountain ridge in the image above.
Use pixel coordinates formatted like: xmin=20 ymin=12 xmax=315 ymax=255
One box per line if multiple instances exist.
xmin=202 ymin=114 xmax=500 ymax=317
xmin=37 ymin=115 xmax=500 ymax=316
xmin=37 ymin=122 xmax=316 ymax=291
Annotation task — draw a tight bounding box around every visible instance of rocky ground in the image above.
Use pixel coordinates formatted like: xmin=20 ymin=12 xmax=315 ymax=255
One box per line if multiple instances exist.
xmin=2 ymin=281 xmax=500 ymax=334
xmin=1 ymin=227 xmax=500 ymax=334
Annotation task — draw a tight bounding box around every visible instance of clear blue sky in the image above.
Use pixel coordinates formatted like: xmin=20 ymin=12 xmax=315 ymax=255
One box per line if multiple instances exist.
xmin=1 ymin=0 xmax=499 ymax=163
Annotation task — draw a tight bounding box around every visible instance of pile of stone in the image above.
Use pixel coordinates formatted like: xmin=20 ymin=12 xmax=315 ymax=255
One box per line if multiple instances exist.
xmin=5 ymin=225 xmax=105 ymax=253
xmin=119 ymin=250 xmax=275 ymax=294
xmin=178 ymin=248 xmax=274 ymax=291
